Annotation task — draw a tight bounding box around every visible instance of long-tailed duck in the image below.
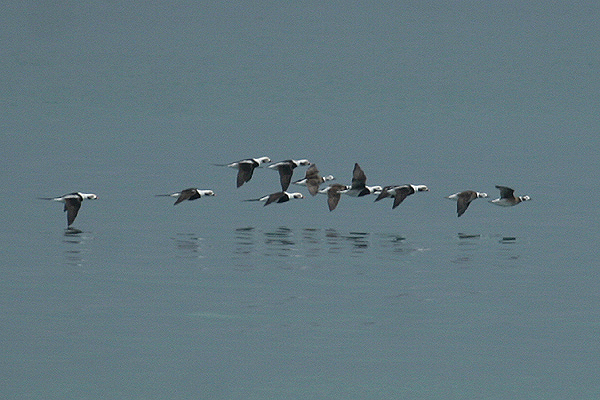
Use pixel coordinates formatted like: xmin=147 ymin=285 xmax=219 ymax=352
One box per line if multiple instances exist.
xmin=345 ymin=163 xmax=382 ymax=197
xmin=446 ymin=190 xmax=488 ymax=217
xmin=490 ymin=185 xmax=531 ymax=206
xmin=244 ymin=191 xmax=305 ymax=206
xmin=268 ymin=159 xmax=311 ymax=191
xmin=214 ymin=157 xmax=271 ymax=188
xmin=156 ymin=188 xmax=215 ymax=205
xmin=292 ymin=163 xmax=335 ymax=196
xmin=318 ymin=184 xmax=350 ymax=211
xmin=375 ymin=184 xmax=429 ymax=209
xmin=38 ymin=192 xmax=98 ymax=227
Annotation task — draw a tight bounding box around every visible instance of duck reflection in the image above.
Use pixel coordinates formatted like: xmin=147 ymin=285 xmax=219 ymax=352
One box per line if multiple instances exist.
xmin=264 ymin=226 xmax=296 ymax=257
xmin=234 ymin=226 xmax=256 ymax=256
xmin=62 ymin=229 xmax=91 ymax=268
xmin=302 ymin=228 xmax=321 ymax=257
xmin=229 ymin=227 xmax=420 ymax=259
xmin=324 ymin=228 xmax=343 ymax=253
xmin=173 ymin=233 xmax=204 ymax=259
xmin=228 ymin=226 xmax=434 ymax=261
xmin=452 ymin=233 xmax=480 ymax=265
xmin=450 ymin=233 xmax=523 ymax=267
xmin=345 ymin=231 xmax=369 ymax=254
xmin=376 ymin=233 xmax=411 ymax=254
xmin=497 ymin=235 xmax=522 ymax=263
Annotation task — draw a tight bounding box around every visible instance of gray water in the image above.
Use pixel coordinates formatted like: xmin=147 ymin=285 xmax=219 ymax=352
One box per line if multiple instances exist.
xmin=2 ymin=1 xmax=600 ymax=399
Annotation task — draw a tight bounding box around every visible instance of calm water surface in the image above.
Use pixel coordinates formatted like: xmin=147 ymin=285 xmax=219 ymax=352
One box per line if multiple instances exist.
xmin=4 ymin=209 xmax=598 ymax=399
xmin=2 ymin=1 xmax=600 ymax=399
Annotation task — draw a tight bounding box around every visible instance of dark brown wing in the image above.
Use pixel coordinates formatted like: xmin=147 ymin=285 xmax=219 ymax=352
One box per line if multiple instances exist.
xmin=326 ymin=184 xmax=346 ymax=211
xmin=306 ymin=179 xmax=320 ymax=196
xmin=305 ymin=164 xmax=319 ymax=179
xmin=236 ymin=162 xmax=256 ymax=187
xmin=174 ymin=188 xmax=198 ymax=205
xmin=278 ymin=164 xmax=294 ymax=191
xmin=456 ymin=200 xmax=469 ymax=217
xmin=304 ymin=164 xmax=320 ymax=180
xmin=327 ymin=191 xmax=341 ymax=211
xmin=64 ymin=198 xmax=82 ymax=226
xmin=265 ymin=191 xmax=285 ymax=206
xmin=351 ymin=163 xmax=367 ymax=190
xmin=456 ymin=191 xmax=476 ymax=217
xmin=375 ymin=186 xmax=392 ymax=201
xmin=304 ymin=164 xmax=322 ymax=195
xmin=392 ymin=186 xmax=412 ymax=209
xmin=495 ymin=185 xmax=515 ymax=199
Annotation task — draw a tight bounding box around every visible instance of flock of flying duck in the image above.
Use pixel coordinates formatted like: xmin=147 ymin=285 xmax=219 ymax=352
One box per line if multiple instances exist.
xmin=39 ymin=156 xmax=531 ymax=229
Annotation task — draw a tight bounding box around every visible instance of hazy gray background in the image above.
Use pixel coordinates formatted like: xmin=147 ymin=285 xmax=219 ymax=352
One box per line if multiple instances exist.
xmin=2 ymin=1 xmax=600 ymax=399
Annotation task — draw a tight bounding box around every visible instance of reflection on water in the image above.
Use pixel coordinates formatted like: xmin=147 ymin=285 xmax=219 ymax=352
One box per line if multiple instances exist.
xmin=458 ymin=233 xmax=480 ymax=239
xmin=234 ymin=227 xmax=255 ymax=256
xmin=172 ymin=233 xmax=205 ymax=259
xmin=452 ymin=233 xmax=481 ymax=265
xmin=168 ymin=226 xmax=526 ymax=270
xmin=346 ymin=232 xmax=369 ymax=254
xmin=231 ymin=227 xmax=418 ymax=262
xmin=495 ymin=234 xmax=522 ymax=263
xmin=324 ymin=229 xmax=342 ymax=253
xmin=302 ymin=228 xmax=321 ymax=257
xmin=264 ymin=227 xmax=296 ymax=258
xmin=376 ymin=233 xmax=413 ymax=255
xmin=62 ymin=229 xmax=93 ymax=268
xmin=452 ymin=232 xmax=523 ymax=267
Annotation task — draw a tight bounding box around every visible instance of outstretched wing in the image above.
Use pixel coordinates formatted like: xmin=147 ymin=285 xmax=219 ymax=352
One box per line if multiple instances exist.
xmin=277 ymin=165 xmax=294 ymax=191
xmin=236 ymin=162 xmax=256 ymax=187
xmin=303 ymin=164 xmax=322 ymax=195
xmin=495 ymin=185 xmax=515 ymax=199
xmin=456 ymin=191 xmax=476 ymax=217
xmin=174 ymin=188 xmax=199 ymax=205
xmin=64 ymin=198 xmax=82 ymax=226
xmin=265 ymin=191 xmax=285 ymax=206
xmin=456 ymin=198 xmax=471 ymax=217
xmin=392 ymin=186 xmax=412 ymax=209
xmin=351 ymin=163 xmax=367 ymax=190
xmin=375 ymin=186 xmax=393 ymax=202
xmin=326 ymin=184 xmax=346 ymax=211
xmin=304 ymin=164 xmax=320 ymax=180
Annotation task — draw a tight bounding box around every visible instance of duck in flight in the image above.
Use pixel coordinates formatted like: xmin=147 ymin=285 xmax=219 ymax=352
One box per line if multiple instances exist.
xmin=156 ymin=188 xmax=215 ymax=205
xmin=445 ymin=190 xmax=488 ymax=217
xmin=244 ymin=191 xmax=305 ymax=206
xmin=345 ymin=163 xmax=382 ymax=197
xmin=375 ymin=184 xmax=429 ymax=209
xmin=490 ymin=185 xmax=530 ymax=206
xmin=214 ymin=157 xmax=271 ymax=188
xmin=39 ymin=192 xmax=98 ymax=227
xmin=268 ymin=159 xmax=311 ymax=191
xmin=292 ymin=163 xmax=335 ymax=196
xmin=318 ymin=184 xmax=350 ymax=211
